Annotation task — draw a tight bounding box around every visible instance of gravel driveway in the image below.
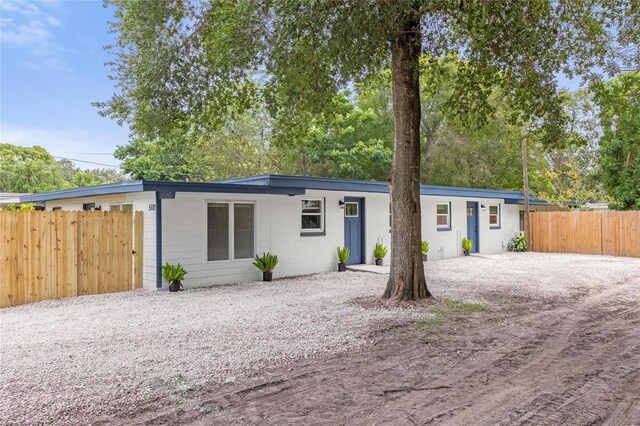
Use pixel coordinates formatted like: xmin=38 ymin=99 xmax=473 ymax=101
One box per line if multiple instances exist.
xmin=1 ymin=253 xmax=638 ymax=425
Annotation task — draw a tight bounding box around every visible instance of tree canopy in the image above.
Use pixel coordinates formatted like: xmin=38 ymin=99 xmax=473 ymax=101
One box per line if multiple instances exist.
xmin=99 ymin=0 xmax=626 ymax=301
xmin=0 ymin=143 xmax=126 ymax=193
xmin=595 ymin=72 xmax=640 ymax=210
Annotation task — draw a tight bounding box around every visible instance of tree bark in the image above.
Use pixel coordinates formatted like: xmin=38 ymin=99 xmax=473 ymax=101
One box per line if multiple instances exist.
xmin=383 ymin=15 xmax=431 ymax=302
xmin=521 ymin=125 xmax=532 ymax=251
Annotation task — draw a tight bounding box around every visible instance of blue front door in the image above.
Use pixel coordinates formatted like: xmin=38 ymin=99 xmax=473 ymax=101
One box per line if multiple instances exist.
xmin=344 ymin=197 xmax=364 ymax=264
xmin=466 ymin=202 xmax=479 ymax=253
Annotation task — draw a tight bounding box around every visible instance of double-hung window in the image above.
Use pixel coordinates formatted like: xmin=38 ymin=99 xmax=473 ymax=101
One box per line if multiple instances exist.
xmin=489 ymin=205 xmax=501 ymax=228
xmin=207 ymin=202 xmax=255 ymax=261
xmin=301 ymin=198 xmax=325 ymax=234
xmin=436 ymin=203 xmax=450 ymax=230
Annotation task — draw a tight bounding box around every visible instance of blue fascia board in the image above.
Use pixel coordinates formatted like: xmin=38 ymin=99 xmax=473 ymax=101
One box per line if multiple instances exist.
xmin=504 ymin=198 xmax=549 ymax=206
xmin=19 ymin=180 xmax=305 ymax=203
xmin=231 ymin=174 xmax=541 ymax=202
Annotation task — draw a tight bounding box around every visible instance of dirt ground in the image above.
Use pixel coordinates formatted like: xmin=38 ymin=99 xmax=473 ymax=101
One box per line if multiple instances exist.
xmin=128 ymin=254 xmax=639 ymax=426
xmin=2 ymin=253 xmax=639 ymax=425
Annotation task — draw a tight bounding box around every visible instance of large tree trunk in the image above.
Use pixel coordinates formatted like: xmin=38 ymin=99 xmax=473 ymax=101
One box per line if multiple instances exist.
xmin=383 ymin=15 xmax=431 ymax=302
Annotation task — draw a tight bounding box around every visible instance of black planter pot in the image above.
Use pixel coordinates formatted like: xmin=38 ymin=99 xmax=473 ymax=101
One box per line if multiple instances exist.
xmin=263 ymin=271 xmax=273 ymax=281
xmin=422 ymin=254 xmax=428 ymax=261
xmin=463 ymin=250 xmax=471 ymax=256
xmin=375 ymin=259 xmax=383 ymax=266
xmin=338 ymin=263 xmax=346 ymax=272
xmin=169 ymin=281 xmax=181 ymax=292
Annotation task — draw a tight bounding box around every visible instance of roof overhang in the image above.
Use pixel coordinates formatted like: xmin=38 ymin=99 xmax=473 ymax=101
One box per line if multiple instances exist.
xmin=19 ymin=180 xmax=305 ymax=203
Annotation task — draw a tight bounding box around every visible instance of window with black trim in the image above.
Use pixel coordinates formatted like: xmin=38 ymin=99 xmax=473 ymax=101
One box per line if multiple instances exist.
xmin=436 ymin=203 xmax=450 ymax=229
xmin=489 ymin=205 xmax=500 ymax=228
xmin=301 ymin=198 xmax=324 ymax=233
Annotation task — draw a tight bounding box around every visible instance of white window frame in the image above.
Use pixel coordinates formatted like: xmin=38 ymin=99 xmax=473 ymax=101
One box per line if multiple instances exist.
xmin=110 ymin=202 xmax=133 ymax=211
xmin=206 ymin=201 xmax=256 ymax=263
xmin=300 ymin=197 xmax=325 ymax=234
xmin=344 ymin=202 xmax=359 ymax=218
xmin=436 ymin=203 xmax=450 ymax=229
xmin=489 ymin=204 xmax=501 ymax=228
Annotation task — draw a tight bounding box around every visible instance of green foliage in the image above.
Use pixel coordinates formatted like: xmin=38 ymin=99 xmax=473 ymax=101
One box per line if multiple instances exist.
xmin=462 ymin=238 xmax=473 ymax=251
xmin=336 ymin=246 xmax=351 ymax=264
xmin=0 ymin=143 xmax=67 ymax=193
xmin=0 ymin=143 xmax=125 ymax=193
xmin=0 ymin=203 xmax=36 ymax=211
xmin=373 ymin=242 xmax=388 ymax=260
xmin=507 ymin=235 xmax=528 ymax=252
xmin=595 ymin=72 xmax=640 ymax=210
xmin=162 ymin=262 xmax=187 ymax=284
xmin=253 ymin=252 xmax=279 ymax=273
xmin=421 ymin=241 xmax=429 ymax=255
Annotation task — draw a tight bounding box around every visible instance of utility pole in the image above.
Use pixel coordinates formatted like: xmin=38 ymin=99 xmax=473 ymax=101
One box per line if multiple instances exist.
xmin=521 ymin=125 xmax=532 ymax=251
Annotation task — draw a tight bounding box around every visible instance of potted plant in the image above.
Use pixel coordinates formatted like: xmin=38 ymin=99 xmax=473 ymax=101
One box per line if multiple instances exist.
xmin=462 ymin=238 xmax=473 ymax=256
xmin=373 ymin=242 xmax=388 ymax=266
xmin=421 ymin=240 xmax=429 ymax=261
xmin=253 ymin=252 xmax=279 ymax=281
xmin=336 ymin=246 xmax=350 ymax=272
xmin=162 ymin=262 xmax=187 ymax=292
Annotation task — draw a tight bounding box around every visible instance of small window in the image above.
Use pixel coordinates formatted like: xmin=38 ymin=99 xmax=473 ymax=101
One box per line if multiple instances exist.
xmin=436 ymin=203 xmax=450 ymax=229
xmin=344 ymin=202 xmax=358 ymax=217
xmin=83 ymin=203 xmax=96 ymax=211
xmin=52 ymin=207 xmax=62 ymax=211
xmin=489 ymin=205 xmax=500 ymax=228
xmin=301 ymin=198 xmax=324 ymax=233
xmin=110 ymin=203 xmax=133 ymax=211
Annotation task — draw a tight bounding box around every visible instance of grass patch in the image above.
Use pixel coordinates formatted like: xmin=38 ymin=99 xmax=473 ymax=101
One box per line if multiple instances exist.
xmin=419 ymin=298 xmax=487 ymax=333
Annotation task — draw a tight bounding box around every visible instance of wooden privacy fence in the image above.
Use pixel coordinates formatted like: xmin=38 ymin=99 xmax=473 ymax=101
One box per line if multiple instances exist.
xmin=0 ymin=211 xmax=144 ymax=308
xmin=530 ymin=211 xmax=640 ymax=258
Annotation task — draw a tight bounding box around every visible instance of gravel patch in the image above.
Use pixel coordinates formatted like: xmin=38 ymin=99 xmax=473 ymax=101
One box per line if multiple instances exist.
xmin=0 ymin=271 xmax=420 ymax=425
xmin=1 ymin=253 xmax=638 ymax=425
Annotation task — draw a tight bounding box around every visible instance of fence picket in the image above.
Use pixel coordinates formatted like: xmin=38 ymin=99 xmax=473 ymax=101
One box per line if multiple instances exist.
xmin=531 ymin=211 xmax=639 ymax=258
xmin=0 ymin=211 xmax=142 ymax=308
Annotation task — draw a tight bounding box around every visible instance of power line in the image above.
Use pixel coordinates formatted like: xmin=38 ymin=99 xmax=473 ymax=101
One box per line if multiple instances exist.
xmin=53 ymin=156 xmax=121 ymax=168
xmin=54 ymin=152 xmax=115 ymax=155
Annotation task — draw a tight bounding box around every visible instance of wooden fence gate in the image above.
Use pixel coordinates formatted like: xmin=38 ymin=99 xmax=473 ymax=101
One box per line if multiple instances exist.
xmin=0 ymin=211 xmax=144 ymax=308
xmin=530 ymin=211 xmax=640 ymax=258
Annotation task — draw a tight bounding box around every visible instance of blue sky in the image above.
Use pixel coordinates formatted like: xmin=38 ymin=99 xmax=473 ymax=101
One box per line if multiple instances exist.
xmin=1 ymin=1 xmax=583 ymax=172
xmin=1 ymin=0 xmax=127 ymax=170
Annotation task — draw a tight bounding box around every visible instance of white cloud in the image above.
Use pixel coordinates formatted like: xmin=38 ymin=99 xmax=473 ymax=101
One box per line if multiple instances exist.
xmin=0 ymin=0 xmax=69 ymax=69
xmin=0 ymin=123 xmax=123 ymax=170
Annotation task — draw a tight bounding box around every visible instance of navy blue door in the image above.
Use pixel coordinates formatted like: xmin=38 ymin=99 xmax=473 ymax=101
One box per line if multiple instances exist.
xmin=344 ymin=197 xmax=364 ymax=264
xmin=466 ymin=202 xmax=479 ymax=253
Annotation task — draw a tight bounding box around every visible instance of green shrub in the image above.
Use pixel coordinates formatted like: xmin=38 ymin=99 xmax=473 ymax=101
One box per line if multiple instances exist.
xmin=421 ymin=240 xmax=429 ymax=254
xmin=162 ymin=262 xmax=187 ymax=284
xmin=253 ymin=252 xmax=279 ymax=272
xmin=508 ymin=234 xmax=528 ymax=252
xmin=462 ymin=238 xmax=473 ymax=251
xmin=337 ymin=246 xmax=351 ymax=264
xmin=374 ymin=242 xmax=388 ymax=260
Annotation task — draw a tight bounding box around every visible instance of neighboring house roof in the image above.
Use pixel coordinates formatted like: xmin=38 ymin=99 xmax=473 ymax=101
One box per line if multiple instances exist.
xmin=0 ymin=192 xmax=30 ymax=205
xmin=19 ymin=175 xmax=547 ymax=205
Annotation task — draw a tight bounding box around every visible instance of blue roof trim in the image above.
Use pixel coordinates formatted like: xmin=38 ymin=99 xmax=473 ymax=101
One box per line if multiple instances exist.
xmin=19 ymin=174 xmax=546 ymax=205
xmin=19 ymin=180 xmax=305 ymax=202
xmin=223 ymin=174 xmax=546 ymax=204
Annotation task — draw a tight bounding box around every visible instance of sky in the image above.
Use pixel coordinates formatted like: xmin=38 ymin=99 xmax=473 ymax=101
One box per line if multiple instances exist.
xmin=0 ymin=1 xmax=584 ymax=172
xmin=0 ymin=0 xmax=127 ymax=170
